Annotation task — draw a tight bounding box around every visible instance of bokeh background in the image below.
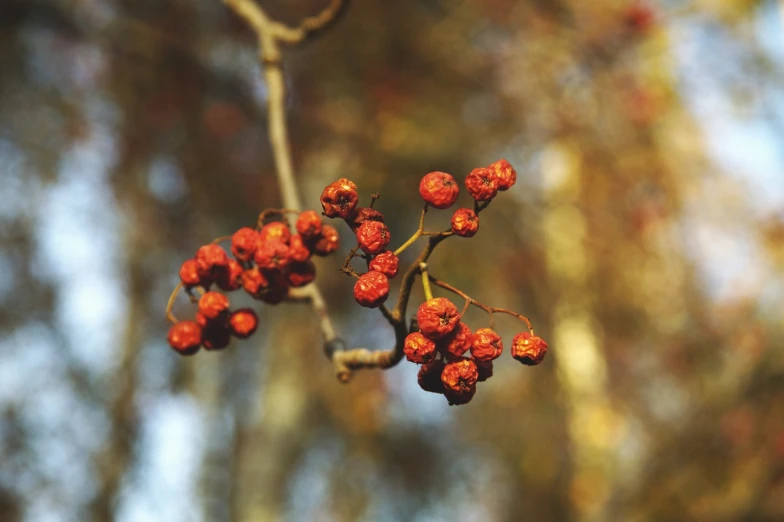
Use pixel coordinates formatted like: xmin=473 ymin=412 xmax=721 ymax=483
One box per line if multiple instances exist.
xmin=2 ymin=0 xmax=784 ymax=521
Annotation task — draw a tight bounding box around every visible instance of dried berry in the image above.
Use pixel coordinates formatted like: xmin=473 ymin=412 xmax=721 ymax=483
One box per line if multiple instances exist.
xmin=287 ymin=260 xmax=316 ymax=288
xmin=288 ymin=234 xmax=312 ymax=262
xmin=475 ymin=359 xmax=493 ymax=382
xmin=368 ymin=251 xmax=399 ymax=278
xmin=254 ymin=240 xmax=291 ymax=272
xmin=242 ymin=268 xmax=272 ymax=299
xmin=202 ymin=322 xmax=231 ymax=351
xmin=311 ymin=225 xmax=339 ymax=256
xmin=417 ymin=360 xmax=446 ymax=394
xmin=167 ymin=320 xmax=202 ymax=356
xmin=231 ymin=227 xmax=259 ymax=262
xmin=511 ymin=332 xmax=548 ymax=366
xmin=259 ymin=221 xmax=291 ymax=244
xmin=320 ymin=178 xmax=359 ymax=219
xmin=195 ymin=244 xmax=229 ymax=280
xmin=416 ymin=297 xmax=460 ymax=340
xmin=179 ymin=259 xmax=201 ymax=288
xmin=438 ymin=321 xmax=472 ymax=359
xmin=419 ymin=171 xmax=459 ymax=209
xmin=356 ymin=220 xmax=391 ymax=255
xmin=465 ymin=167 xmax=499 ymax=201
xmin=217 ymin=259 xmax=244 ymax=292
xmin=259 ymin=278 xmax=289 ymax=305
xmin=403 ymin=332 xmax=437 ymax=364
xmin=444 ymin=384 xmax=477 ymax=406
xmin=441 ymin=358 xmax=479 ymax=402
xmin=347 ymin=207 xmax=384 ymax=231
xmin=198 ymin=291 xmax=230 ymax=320
xmin=353 ymin=271 xmax=390 ymax=308
xmin=295 ymin=210 xmax=323 ymax=239
xmin=488 ymin=159 xmax=517 ymax=191
xmin=229 ymin=308 xmax=259 ymax=339
xmin=450 ymin=208 xmax=479 ymax=238
xmin=470 ymin=328 xmax=503 ymax=361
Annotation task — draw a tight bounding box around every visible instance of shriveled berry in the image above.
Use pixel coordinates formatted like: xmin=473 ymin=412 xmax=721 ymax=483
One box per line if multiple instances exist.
xmin=231 ymin=227 xmax=259 ymax=262
xmin=441 ymin=358 xmax=479 ymax=401
xmin=295 ymin=210 xmax=323 ymax=239
xmin=259 ymin=221 xmax=291 ymax=245
xmin=229 ymin=308 xmax=258 ymax=339
xmin=419 ymin=171 xmax=459 ymax=209
xmin=179 ymin=259 xmax=202 ymax=288
xmin=195 ymin=244 xmax=229 ymax=280
xmin=444 ymin=384 xmax=477 ymax=406
xmin=356 ymin=220 xmax=390 ymax=255
xmin=368 ymin=251 xmax=399 ymax=278
xmin=489 ymin=159 xmax=517 ymax=191
xmin=320 ymin=178 xmax=359 ymax=219
xmin=254 ymin=240 xmax=291 ymax=272
xmin=438 ymin=322 xmax=472 ymax=359
xmin=242 ymin=268 xmax=272 ymax=299
xmin=202 ymin=322 xmax=231 ymax=351
xmin=471 ymin=328 xmax=503 ymax=361
xmin=199 ymin=291 xmax=230 ymax=320
xmin=288 ymin=234 xmax=312 ymax=262
xmin=311 ymin=225 xmax=339 ymax=256
xmin=217 ymin=259 xmax=244 ymax=292
xmin=167 ymin=320 xmax=202 ymax=356
xmin=416 ymin=297 xmax=460 ymax=340
xmin=475 ymin=359 xmax=493 ymax=382
xmin=450 ymin=208 xmax=479 ymax=238
xmin=403 ymin=332 xmax=437 ymax=364
xmin=511 ymin=332 xmax=548 ymax=365
xmin=465 ymin=167 xmax=499 ymax=201
xmin=259 ymin=278 xmax=289 ymax=304
xmin=417 ymin=360 xmax=446 ymax=394
xmin=347 ymin=207 xmax=384 ymax=231
xmin=353 ymin=271 xmax=389 ymax=308
xmin=287 ymin=260 xmax=316 ymax=288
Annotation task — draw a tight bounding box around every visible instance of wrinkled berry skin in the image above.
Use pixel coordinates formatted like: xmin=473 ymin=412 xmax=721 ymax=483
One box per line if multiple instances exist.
xmin=254 ymin=240 xmax=291 ymax=272
xmin=202 ymin=322 xmax=231 ymax=350
xmin=403 ymin=332 xmax=437 ymax=364
xmin=512 ymin=332 xmax=548 ymax=365
xmin=229 ymin=308 xmax=259 ymax=338
xmin=259 ymin=222 xmax=291 ymax=244
xmin=198 ymin=291 xmax=230 ymax=320
xmin=368 ymin=251 xmax=399 ymax=278
xmin=243 ymin=268 xmax=272 ymax=299
xmin=353 ymin=271 xmax=390 ymax=308
xmin=196 ymin=244 xmax=229 ymax=280
xmin=231 ymin=227 xmax=259 ymax=262
xmin=217 ymin=259 xmax=244 ymax=291
xmin=288 ymin=234 xmax=312 ymax=262
xmin=489 ymin=159 xmax=517 ymax=191
xmin=416 ymin=297 xmax=460 ymax=340
xmin=179 ymin=259 xmax=202 ymax=288
xmin=311 ymin=225 xmax=340 ymax=256
xmin=438 ymin=322 xmax=472 ymax=359
xmin=167 ymin=320 xmax=202 ymax=355
xmin=320 ymin=178 xmax=359 ymax=219
xmin=445 ymin=384 xmax=477 ymax=405
xmin=441 ymin=358 xmax=479 ymax=402
xmin=450 ymin=208 xmax=479 ymax=238
xmin=287 ymin=260 xmax=316 ymax=288
xmin=295 ymin=210 xmax=323 ymax=239
xmin=419 ymin=171 xmax=459 ymax=209
xmin=356 ymin=221 xmax=391 ymax=255
xmin=471 ymin=328 xmax=503 ymax=361
xmin=417 ymin=360 xmax=446 ymax=394
xmin=475 ymin=359 xmax=493 ymax=382
xmin=347 ymin=207 xmax=384 ymax=231
xmin=465 ymin=167 xmax=499 ymax=201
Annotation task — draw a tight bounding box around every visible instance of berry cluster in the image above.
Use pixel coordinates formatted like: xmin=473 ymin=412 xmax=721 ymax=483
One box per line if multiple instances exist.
xmin=166 ymin=210 xmax=338 ymax=355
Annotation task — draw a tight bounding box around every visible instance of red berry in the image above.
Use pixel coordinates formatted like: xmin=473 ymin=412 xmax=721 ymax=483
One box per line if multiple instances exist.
xmin=202 ymin=322 xmax=231 ymax=351
xmin=403 ymin=332 xmax=437 ymax=364
xmin=417 ymin=360 xmax=446 ymax=394
xmin=444 ymin=383 xmax=477 ymax=406
xmin=311 ymin=225 xmax=339 ymax=256
xmin=198 ymin=291 xmax=230 ymax=320
xmin=440 ymin=358 xmax=478 ymax=402
xmin=488 ymin=159 xmax=517 ymax=191
xmin=217 ymin=259 xmax=244 ymax=292
xmin=295 ymin=210 xmax=323 ymax=239
xmin=419 ymin=171 xmax=459 ymax=209
xmin=259 ymin=221 xmax=291 ymax=244
xmin=288 ymin=234 xmax=312 ymax=262
xmin=167 ymin=320 xmax=202 ymax=356
xmin=450 ymin=208 xmax=479 ymax=238
xmin=229 ymin=308 xmax=258 ymax=338
xmin=368 ymin=251 xmax=399 ymax=278
xmin=475 ymin=359 xmax=493 ymax=382
xmin=511 ymin=332 xmax=548 ymax=365
xmin=438 ymin=322 xmax=472 ymax=359
xmin=356 ymin=220 xmax=390 ymax=255
xmin=231 ymin=227 xmax=259 ymax=262
xmin=179 ymin=259 xmax=201 ymax=288
xmin=195 ymin=244 xmax=229 ymax=280
xmin=254 ymin=240 xmax=291 ymax=272
xmin=347 ymin=207 xmax=384 ymax=231
xmin=353 ymin=271 xmax=390 ymax=308
xmin=287 ymin=260 xmax=316 ymax=288
xmin=320 ymin=178 xmax=359 ymax=219
xmin=465 ymin=167 xmax=499 ymax=201
xmin=416 ymin=297 xmax=460 ymax=340
xmin=470 ymin=328 xmax=503 ymax=361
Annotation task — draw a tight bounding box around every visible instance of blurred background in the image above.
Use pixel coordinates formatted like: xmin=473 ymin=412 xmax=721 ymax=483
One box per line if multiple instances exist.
xmin=1 ymin=0 xmax=784 ymax=521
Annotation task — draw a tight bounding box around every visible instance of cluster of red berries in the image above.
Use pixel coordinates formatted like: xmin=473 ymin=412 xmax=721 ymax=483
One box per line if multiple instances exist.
xmin=166 ymin=211 xmax=338 ymax=355
xmin=408 ymin=297 xmax=548 ymax=405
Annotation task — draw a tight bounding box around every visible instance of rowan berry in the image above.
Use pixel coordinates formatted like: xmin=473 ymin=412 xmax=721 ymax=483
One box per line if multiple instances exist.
xmin=311 ymin=225 xmax=339 ymax=256
xmin=179 ymin=259 xmax=202 ymax=288
xmin=444 ymin=384 xmax=477 ymax=406
xmin=217 ymin=259 xmax=244 ymax=292
xmin=511 ymin=332 xmax=548 ymax=366
xmin=231 ymin=227 xmax=258 ymax=262
xmin=470 ymin=328 xmax=503 ymax=361
xmin=259 ymin=278 xmax=289 ymax=304
xmin=254 ymin=240 xmax=291 ymax=272
xmin=202 ymin=322 xmax=231 ymax=351
xmin=417 ymin=360 xmax=446 ymax=394
xmin=438 ymin=321 xmax=472 ymax=359
xmin=259 ymin=221 xmax=291 ymax=244
xmin=465 ymin=167 xmax=499 ymax=201
xmin=419 ymin=171 xmax=459 ymax=209
xmin=356 ymin=220 xmax=390 ymax=255
xmin=403 ymin=332 xmax=437 ymax=364
xmin=198 ymin=291 xmax=230 ymax=320
xmin=295 ymin=210 xmax=323 ymax=239
xmin=353 ymin=271 xmax=390 ymax=308
xmin=287 ymin=260 xmax=316 ymax=288
xmin=475 ymin=359 xmax=493 ymax=382
xmin=242 ymin=267 xmax=272 ymax=299
xmin=167 ymin=320 xmax=202 ymax=356
xmin=416 ymin=297 xmax=460 ymax=340
xmin=320 ymin=178 xmax=359 ymax=219
xmin=368 ymin=251 xmax=399 ymax=278
xmin=440 ymin=358 xmax=478 ymax=401
xmin=229 ymin=308 xmax=259 ymax=339
xmin=288 ymin=234 xmax=312 ymax=263
xmin=450 ymin=208 xmax=479 ymax=238
xmin=347 ymin=207 xmax=384 ymax=231
xmin=195 ymin=244 xmax=229 ymax=280
xmin=488 ymin=159 xmax=517 ymax=191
